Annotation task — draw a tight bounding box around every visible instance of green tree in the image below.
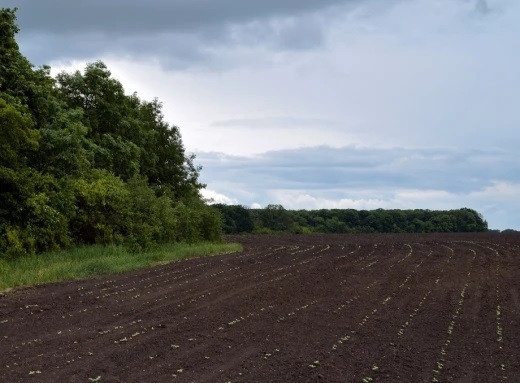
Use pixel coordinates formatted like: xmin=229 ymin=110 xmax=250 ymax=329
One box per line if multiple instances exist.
xmin=0 ymin=8 xmax=222 ymax=257
xmin=0 ymin=97 xmax=39 ymax=169
xmin=213 ymin=204 xmax=254 ymax=234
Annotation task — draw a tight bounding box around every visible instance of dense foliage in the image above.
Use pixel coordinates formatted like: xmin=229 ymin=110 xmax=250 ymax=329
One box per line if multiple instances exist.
xmin=214 ymin=204 xmax=488 ymax=234
xmin=0 ymin=9 xmax=222 ymax=258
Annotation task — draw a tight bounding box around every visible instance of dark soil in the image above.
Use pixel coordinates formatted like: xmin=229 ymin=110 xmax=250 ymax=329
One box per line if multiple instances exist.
xmin=1 ymin=233 xmax=519 ymax=382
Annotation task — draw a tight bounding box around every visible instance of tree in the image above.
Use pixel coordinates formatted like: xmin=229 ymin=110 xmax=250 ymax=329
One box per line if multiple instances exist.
xmin=0 ymin=8 xmax=221 ymax=257
xmin=0 ymin=8 xmax=33 ymax=104
xmin=255 ymin=205 xmax=293 ymax=232
xmin=213 ymin=204 xmax=254 ymax=234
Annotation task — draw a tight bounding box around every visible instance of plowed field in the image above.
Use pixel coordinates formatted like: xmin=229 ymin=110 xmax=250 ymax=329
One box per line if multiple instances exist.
xmin=1 ymin=234 xmax=519 ymax=382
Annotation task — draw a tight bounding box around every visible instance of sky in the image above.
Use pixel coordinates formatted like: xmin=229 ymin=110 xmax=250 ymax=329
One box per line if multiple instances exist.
xmin=7 ymin=0 xmax=520 ymax=229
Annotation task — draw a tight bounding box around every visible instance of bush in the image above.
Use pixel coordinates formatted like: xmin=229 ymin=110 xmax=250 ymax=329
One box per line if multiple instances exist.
xmin=253 ymin=226 xmax=273 ymax=235
xmin=172 ymin=202 xmax=202 ymax=243
xmin=198 ymin=206 xmax=223 ymax=242
xmin=2 ymin=226 xmax=36 ymax=259
xmin=123 ymin=176 xmax=180 ymax=250
xmin=0 ymin=170 xmax=74 ymax=258
xmin=71 ymin=170 xmax=130 ymax=245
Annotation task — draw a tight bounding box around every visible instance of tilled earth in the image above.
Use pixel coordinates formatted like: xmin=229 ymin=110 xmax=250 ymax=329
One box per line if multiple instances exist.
xmin=1 ymin=233 xmax=519 ymax=383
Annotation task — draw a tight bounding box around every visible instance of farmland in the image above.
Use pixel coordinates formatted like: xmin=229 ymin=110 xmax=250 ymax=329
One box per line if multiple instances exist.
xmin=1 ymin=234 xmax=519 ymax=382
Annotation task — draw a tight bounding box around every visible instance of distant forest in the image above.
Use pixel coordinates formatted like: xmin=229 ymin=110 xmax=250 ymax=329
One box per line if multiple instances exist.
xmin=0 ymin=9 xmax=221 ymax=258
xmin=214 ymin=205 xmax=488 ymax=234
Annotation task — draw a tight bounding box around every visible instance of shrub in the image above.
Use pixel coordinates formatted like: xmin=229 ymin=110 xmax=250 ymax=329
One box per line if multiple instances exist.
xmin=71 ymin=170 xmax=130 ymax=245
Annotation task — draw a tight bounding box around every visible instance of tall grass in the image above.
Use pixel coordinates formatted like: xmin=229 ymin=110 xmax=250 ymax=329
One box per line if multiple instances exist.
xmin=0 ymin=242 xmax=242 ymax=291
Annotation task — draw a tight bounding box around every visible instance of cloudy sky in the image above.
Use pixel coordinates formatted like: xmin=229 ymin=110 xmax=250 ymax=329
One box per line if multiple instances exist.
xmin=8 ymin=0 xmax=520 ymax=229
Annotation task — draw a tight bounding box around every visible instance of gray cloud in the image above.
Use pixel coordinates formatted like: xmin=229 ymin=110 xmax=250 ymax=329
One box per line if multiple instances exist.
xmin=9 ymin=0 xmax=350 ymax=34
xmin=196 ymin=145 xmax=520 ymax=229
xmin=197 ymin=145 xmax=518 ymax=193
xmin=6 ymin=0 xmax=353 ymax=65
xmin=475 ymin=0 xmax=491 ymax=14
xmin=8 ymin=0 xmax=507 ymax=68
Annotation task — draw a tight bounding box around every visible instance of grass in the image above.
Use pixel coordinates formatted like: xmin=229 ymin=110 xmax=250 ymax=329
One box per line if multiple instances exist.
xmin=0 ymin=242 xmax=242 ymax=291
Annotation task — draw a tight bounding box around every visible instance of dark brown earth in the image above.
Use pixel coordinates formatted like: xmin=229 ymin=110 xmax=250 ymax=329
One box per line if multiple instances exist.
xmin=1 ymin=233 xmax=519 ymax=383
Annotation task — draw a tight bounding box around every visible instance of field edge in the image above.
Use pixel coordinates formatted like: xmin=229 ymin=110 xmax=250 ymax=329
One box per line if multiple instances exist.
xmin=0 ymin=242 xmax=243 ymax=292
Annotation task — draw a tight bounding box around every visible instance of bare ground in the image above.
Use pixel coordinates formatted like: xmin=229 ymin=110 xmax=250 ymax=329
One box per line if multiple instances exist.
xmin=1 ymin=233 xmax=519 ymax=382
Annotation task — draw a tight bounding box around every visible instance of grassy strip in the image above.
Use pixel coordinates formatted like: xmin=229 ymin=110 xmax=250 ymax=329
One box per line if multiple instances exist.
xmin=0 ymin=242 xmax=242 ymax=291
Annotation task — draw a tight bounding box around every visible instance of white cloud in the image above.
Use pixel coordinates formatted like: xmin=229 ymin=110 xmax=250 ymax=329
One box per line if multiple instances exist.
xmin=200 ymin=189 xmax=238 ymax=205
xmin=269 ymin=190 xmax=393 ymax=210
xmin=266 ymin=182 xmax=520 ymax=230
xmin=471 ymin=181 xmax=520 ymax=198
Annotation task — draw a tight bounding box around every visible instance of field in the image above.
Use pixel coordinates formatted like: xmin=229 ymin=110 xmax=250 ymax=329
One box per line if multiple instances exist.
xmin=1 ymin=234 xmax=519 ymax=382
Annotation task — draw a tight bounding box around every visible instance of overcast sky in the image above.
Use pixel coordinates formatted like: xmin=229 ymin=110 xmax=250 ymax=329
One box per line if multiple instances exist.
xmin=8 ymin=0 xmax=520 ymax=229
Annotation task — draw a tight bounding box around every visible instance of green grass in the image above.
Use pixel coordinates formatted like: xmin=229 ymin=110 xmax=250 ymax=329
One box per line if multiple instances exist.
xmin=0 ymin=242 xmax=242 ymax=291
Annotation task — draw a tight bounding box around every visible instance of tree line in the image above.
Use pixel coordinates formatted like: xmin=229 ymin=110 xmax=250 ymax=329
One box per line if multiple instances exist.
xmin=0 ymin=8 xmax=221 ymax=258
xmin=213 ymin=204 xmax=488 ymax=234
